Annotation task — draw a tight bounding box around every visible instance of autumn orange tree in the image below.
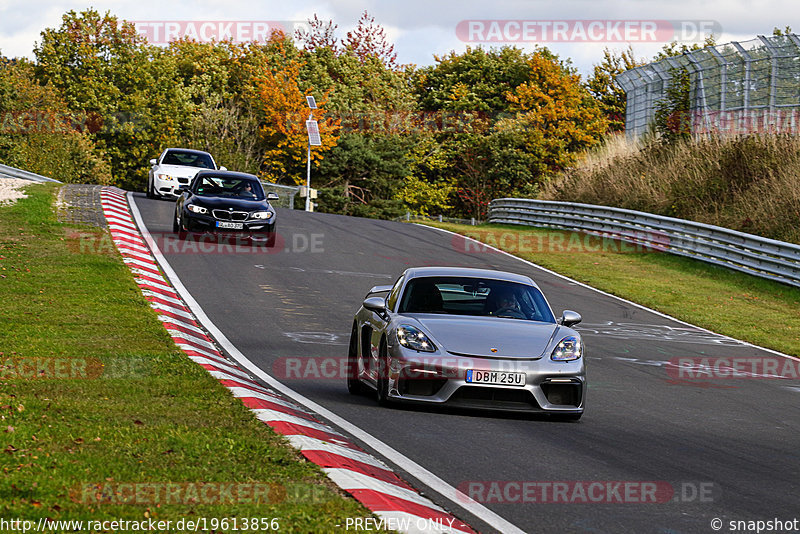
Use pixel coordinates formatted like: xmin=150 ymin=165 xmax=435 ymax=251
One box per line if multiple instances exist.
xmin=249 ymin=33 xmax=339 ymax=184
xmin=499 ymin=51 xmax=608 ymax=176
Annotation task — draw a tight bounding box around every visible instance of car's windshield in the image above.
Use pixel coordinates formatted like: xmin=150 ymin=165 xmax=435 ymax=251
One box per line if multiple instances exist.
xmin=398 ymin=276 xmax=555 ymax=323
xmin=192 ymin=176 xmax=265 ymax=200
xmin=162 ymin=150 xmax=215 ymax=169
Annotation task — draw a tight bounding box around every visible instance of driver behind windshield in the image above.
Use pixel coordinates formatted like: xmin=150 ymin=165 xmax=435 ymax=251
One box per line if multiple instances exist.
xmin=487 ymin=287 xmax=524 ymax=318
xmin=237 ymin=181 xmax=256 ymax=199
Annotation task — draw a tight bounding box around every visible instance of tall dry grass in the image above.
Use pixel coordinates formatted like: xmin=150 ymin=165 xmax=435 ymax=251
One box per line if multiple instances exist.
xmin=541 ymin=133 xmax=800 ymax=244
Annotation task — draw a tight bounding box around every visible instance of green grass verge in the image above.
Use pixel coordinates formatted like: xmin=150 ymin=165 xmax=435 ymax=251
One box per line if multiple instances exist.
xmin=0 ymin=184 xmax=383 ymax=532
xmin=424 ymin=221 xmax=800 ymax=357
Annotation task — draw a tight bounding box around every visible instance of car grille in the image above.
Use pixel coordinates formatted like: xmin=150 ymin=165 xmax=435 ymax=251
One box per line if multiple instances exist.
xmin=450 ymin=386 xmax=540 ymax=409
xmin=177 ymin=178 xmax=190 ymax=184
xmin=212 ymin=210 xmax=249 ymax=221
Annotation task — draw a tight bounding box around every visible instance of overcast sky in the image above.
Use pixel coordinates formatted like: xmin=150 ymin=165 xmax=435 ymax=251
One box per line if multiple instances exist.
xmin=0 ymin=1 xmax=796 ymax=77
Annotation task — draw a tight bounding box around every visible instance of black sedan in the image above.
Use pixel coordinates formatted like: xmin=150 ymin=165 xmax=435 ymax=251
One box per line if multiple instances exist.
xmin=173 ymin=170 xmax=279 ymax=246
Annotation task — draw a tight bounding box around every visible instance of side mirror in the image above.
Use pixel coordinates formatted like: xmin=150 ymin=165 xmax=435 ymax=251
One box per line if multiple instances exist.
xmin=150 ymin=159 xmax=157 ymax=166
xmin=559 ymin=310 xmax=582 ymax=327
xmin=219 ymin=166 xmax=227 ymax=171
xmin=363 ymin=296 xmax=387 ymax=314
xmin=266 ymin=192 xmax=280 ymax=201
xmin=178 ymin=186 xmax=191 ymax=195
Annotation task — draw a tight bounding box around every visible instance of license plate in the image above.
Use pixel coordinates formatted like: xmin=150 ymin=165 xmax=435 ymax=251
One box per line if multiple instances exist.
xmin=465 ymin=369 xmax=526 ymax=387
xmin=216 ymin=221 xmax=243 ymax=229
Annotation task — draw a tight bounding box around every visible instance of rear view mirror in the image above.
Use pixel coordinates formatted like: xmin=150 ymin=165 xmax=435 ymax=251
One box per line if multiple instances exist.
xmin=559 ymin=310 xmax=582 ymax=327
xmin=363 ymin=297 xmax=387 ymax=314
xmin=219 ymin=166 xmax=227 ymax=171
xmin=150 ymin=159 xmax=157 ymax=166
xmin=266 ymin=192 xmax=280 ymax=201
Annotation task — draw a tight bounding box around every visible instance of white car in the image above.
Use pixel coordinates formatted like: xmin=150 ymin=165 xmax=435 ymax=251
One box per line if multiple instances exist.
xmin=147 ymin=148 xmax=226 ymax=199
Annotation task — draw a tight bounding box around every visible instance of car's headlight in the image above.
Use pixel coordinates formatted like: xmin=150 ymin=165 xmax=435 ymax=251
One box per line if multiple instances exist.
xmin=397 ymin=325 xmax=436 ymax=352
xmin=156 ymin=173 xmax=174 ymax=181
xmin=551 ymin=336 xmax=582 ymax=361
xmin=250 ymin=211 xmax=273 ymax=220
xmin=187 ymin=204 xmax=208 ymax=214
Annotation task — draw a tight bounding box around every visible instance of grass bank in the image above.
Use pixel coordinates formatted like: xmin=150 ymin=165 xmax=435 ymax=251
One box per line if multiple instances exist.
xmin=541 ymin=134 xmax=800 ymax=244
xmin=0 ymin=183 xmax=379 ymax=532
xmin=425 ymin=221 xmax=800 ymax=357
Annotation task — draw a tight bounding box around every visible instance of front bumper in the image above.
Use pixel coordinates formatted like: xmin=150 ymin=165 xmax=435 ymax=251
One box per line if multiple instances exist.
xmin=182 ymin=211 xmax=275 ymax=240
xmin=383 ymin=348 xmax=585 ymax=414
xmin=156 ymin=177 xmax=191 ymax=197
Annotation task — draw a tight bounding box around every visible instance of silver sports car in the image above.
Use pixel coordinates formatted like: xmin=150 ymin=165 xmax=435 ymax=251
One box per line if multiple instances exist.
xmin=347 ymin=267 xmax=586 ymax=420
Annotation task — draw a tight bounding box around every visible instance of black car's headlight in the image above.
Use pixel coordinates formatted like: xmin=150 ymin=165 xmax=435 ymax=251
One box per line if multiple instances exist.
xmin=397 ymin=325 xmax=436 ymax=352
xmin=551 ymin=336 xmax=582 ymax=361
xmin=250 ymin=211 xmax=273 ymax=220
xmin=187 ymin=204 xmax=208 ymax=214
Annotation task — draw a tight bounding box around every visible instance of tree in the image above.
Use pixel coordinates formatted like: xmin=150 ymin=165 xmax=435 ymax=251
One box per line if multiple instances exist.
xmin=250 ymin=34 xmax=339 ymax=184
xmin=295 ymin=15 xmax=339 ymax=53
xmin=33 ymin=9 xmax=186 ymax=188
xmin=413 ymin=46 xmax=534 ymax=113
xmin=653 ymin=67 xmax=692 ymax=143
xmin=586 ymin=46 xmax=643 ymax=132
xmin=501 ymin=51 xmax=608 ymax=175
xmin=0 ymin=58 xmax=111 ymax=183
xmin=342 ymin=11 xmax=398 ymax=70
xmin=316 ymin=133 xmax=409 ymax=218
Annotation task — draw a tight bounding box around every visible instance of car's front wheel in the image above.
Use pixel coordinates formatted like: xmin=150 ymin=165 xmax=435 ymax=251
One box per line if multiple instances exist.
xmin=347 ymin=323 xmax=363 ymax=395
xmin=173 ymin=209 xmax=187 ymax=240
xmin=146 ymin=177 xmax=153 ymax=199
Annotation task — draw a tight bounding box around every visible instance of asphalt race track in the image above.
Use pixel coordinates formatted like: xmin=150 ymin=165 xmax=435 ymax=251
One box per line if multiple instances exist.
xmin=134 ymin=193 xmax=800 ymax=534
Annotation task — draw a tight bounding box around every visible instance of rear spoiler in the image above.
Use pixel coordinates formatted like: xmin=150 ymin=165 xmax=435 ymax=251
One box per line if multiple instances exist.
xmin=365 ymin=285 xmax=393 ymax=297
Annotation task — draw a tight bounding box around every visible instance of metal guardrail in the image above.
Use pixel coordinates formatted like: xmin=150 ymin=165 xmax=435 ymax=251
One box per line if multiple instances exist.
xmin=0 ymin=163 xmax=61 ymax=183
xmin=261 ymin=181 xmax=299 ymax=210
xmin=489 ymin=198 xmax=800 ymax=289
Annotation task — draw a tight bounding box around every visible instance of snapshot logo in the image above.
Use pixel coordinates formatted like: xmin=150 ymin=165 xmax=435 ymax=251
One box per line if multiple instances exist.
xmin=667 ymin=356 xmax=800 ymax=380
xmin=132 ymin=21 xmax=308 ymax=44
xmin=451 ymin=230 xmax=669 ymax=255
xmin=456 ymin=20 xmax=721 ymax=43
xmin=457 ymin=480 xmax=718 ymax=504
xmin=68 ymin=230 xmax=324 ymax=255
